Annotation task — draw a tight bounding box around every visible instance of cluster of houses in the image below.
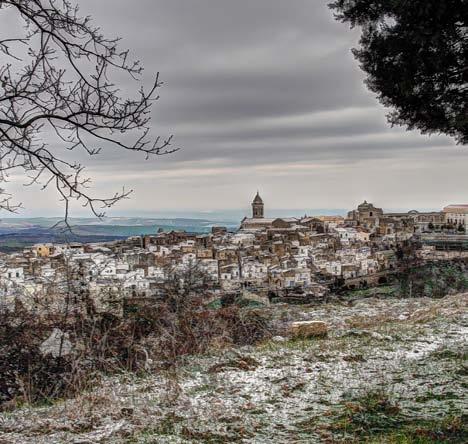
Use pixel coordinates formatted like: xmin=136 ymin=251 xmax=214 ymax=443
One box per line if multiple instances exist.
xmin=1 ymin=193 xmax=467 ymax=312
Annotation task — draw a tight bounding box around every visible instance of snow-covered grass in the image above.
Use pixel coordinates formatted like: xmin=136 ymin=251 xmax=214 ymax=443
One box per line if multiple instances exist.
xmin=1 ymin=294 xmax=466 ymax=443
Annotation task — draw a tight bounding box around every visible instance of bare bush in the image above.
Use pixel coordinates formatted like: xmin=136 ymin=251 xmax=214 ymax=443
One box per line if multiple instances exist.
xmin=0 ymin=289 xmax=271 ymax=408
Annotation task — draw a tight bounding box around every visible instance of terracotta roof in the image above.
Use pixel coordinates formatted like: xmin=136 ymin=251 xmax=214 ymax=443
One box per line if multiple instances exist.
xmin=443 ymin=205 xmax=468 ymax=213
xmin=242 ymin=218 xmax=275 ymax=224
xmin=276 ymin=217 xmax=299 ymax=222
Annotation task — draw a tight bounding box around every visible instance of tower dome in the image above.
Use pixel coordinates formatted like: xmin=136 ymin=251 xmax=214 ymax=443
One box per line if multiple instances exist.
xmin=358 ymin=200 xmax=371 ymax=211
xmin=253 ymin=191 xmax=263 ymax=204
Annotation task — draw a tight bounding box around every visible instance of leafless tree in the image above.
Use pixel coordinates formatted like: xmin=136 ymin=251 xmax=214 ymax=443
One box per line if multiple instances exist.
xmin=0 ymin=0 xmax=176 ymax=221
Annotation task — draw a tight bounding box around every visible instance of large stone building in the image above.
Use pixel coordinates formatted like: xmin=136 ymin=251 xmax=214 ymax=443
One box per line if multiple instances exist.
xmin=386 ymin=210 xmax=445 ymax=233
xmin=347 ymin=200 xmax=455 ymax=234
xmin=346 ymin=201 xmax=384 ymax=229
xmin=443 ymin=205 xmax=468 ymax=231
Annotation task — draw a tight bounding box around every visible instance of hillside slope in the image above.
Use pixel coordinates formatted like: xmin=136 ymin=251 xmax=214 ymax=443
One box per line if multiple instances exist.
xmin=1 ymin=294 xmax=466 ymax=443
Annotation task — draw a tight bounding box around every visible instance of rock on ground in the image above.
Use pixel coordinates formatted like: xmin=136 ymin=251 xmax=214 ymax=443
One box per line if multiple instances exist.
xmin=288 ymin=320 xmax=328 ymax=339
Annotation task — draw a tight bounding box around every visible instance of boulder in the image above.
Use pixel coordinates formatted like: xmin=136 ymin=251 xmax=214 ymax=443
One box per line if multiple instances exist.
xmin=289 ymin=321 xmax=328 ymax=339
xmin=39 ymin=328 xmax=73 ymax=358
xmin=272 ymin=335 xmax=287 ymax=343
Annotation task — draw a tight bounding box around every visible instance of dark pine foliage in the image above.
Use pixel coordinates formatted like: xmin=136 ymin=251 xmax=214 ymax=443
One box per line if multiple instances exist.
xmin=329 ymin=0 xmax=468 ymax=144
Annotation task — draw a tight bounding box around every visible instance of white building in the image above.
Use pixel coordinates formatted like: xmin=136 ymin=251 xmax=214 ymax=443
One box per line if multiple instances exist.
xmin=1 ymin=267 xmax=24 ymax=283
xmin=147 ymin=266 xmax=166 ymax=280
xmin=40 ymin=264 xmax=55 ymax=279
xmin=241 ymin=259 xmax=267 ymax=281
xmin=231 ymin=232 xmax=256 ymax=247
xmin=325 ymin=260 xmax=342 ymax=276
xmin=443 ymin=205 xmax=468 ymax=230
xmin=197 ymin=259 xmax=219 ymax=281
xmin=334 ymin=227 xmax=358 ymax=244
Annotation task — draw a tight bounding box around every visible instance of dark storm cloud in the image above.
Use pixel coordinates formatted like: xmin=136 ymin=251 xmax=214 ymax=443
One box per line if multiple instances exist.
xmin=5 ymin=0 xmax=463 ymax=214
xmin=78 ymin=0 xmax=370 ymax=122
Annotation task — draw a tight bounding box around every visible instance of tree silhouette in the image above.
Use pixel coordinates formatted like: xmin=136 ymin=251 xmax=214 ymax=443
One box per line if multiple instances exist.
xmin=329 ymin=0 xmax=467 ymax=144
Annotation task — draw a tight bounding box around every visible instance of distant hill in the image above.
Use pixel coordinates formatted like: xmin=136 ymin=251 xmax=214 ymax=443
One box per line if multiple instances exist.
xmin=0 ymin=228 xmax=126 ymax=252
xmin=0 ymin=211 xmax=349 ymax=252
xmin=0 ymin=217 xmax=239 ymax=252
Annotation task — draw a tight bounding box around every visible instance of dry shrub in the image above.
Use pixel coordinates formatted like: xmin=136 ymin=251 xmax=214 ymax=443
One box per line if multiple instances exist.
xmin=108 ymin=297 xmax=271 ymax=366
xmin=0 ymin=292 xmax=271 ymax=407
xmin=0 ymin=307 xmax=93 ymax=407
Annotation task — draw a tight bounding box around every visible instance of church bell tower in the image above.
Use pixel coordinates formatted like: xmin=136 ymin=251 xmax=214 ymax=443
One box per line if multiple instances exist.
xmin=252 ymin=191 xmax=264 ymax=219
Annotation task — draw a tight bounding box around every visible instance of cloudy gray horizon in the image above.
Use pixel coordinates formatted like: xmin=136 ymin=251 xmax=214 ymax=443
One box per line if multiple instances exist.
xmin=4 ymin=0 xmax=467 ymax=217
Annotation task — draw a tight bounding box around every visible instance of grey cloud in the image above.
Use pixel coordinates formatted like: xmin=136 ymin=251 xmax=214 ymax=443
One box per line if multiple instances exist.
xmin=3 ymin=0 xmax=462 ymax=215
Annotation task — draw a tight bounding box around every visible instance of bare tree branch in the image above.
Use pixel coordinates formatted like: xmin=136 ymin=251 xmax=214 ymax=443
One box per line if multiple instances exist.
xmin=0 ymin=0 xmax=177 ymax=219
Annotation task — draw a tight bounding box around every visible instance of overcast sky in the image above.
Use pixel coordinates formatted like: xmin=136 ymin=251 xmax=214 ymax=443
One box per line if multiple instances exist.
xmin=4 ymin=0 xmax=467 ymax=217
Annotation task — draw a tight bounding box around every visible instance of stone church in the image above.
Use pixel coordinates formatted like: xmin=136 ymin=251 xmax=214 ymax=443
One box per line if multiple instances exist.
xmin=240 ymin=192 xmax=276 ymax=229
xmin=240 ymin=192 xmax=302 ymax=230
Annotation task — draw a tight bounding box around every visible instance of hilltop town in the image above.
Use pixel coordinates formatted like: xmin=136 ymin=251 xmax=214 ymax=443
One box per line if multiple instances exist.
xmin=1 ymin=193 xmax=467 ymax=311
xmin=1 ymin=194 xmax=467 ymax=443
